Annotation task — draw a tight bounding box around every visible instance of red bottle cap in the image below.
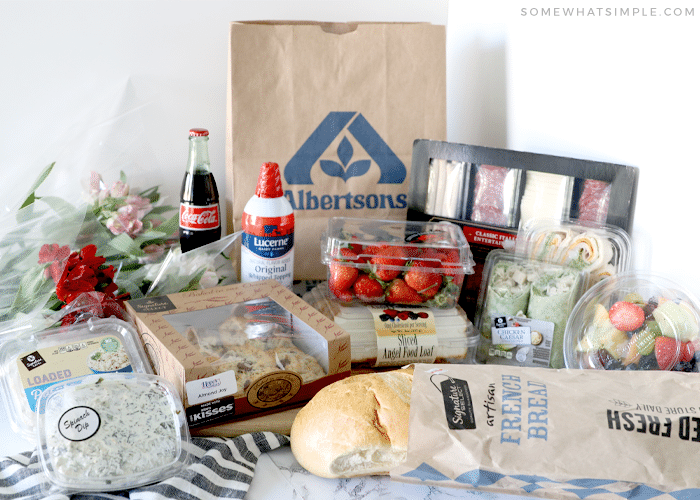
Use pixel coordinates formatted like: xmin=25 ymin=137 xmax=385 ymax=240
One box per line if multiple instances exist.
xmin=255 ymin=162 xmax=283 ymax=198
xmin=189 ymin=128 xmax=209 ymax=137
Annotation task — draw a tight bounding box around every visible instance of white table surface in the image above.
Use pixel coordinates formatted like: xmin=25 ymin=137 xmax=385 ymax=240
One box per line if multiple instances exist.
xmin=246 ymin=446 xmax=527 ymax=500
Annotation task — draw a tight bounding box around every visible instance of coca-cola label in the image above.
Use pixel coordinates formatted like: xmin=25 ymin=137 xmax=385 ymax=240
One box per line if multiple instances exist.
xmin=179 ymin=203 xmax=220 ymax=230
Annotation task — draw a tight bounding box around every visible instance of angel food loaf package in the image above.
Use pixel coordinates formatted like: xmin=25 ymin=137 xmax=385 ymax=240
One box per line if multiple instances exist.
xmin=393 ymin=363 xmax=700 ymax=498
xmin=126 ymin=280 xmax=350 ymax=427
xmin=475 ymin=250 xmax=585 ymax=369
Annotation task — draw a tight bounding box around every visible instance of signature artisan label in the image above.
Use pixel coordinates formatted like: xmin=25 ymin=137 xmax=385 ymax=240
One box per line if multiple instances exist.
xmin=438 ymin=376 xmax=476 ymax=430
xmin=370 ymin=307 xmax=438 ymax=366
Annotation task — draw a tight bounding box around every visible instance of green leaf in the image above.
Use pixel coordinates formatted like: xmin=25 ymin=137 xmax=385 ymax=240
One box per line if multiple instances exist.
xmin=153 ymin=213 xmax=180 ymax=239
xmin=108 ymin=233 xmax=144 ymax=256
xmin=19 ymin=162 xmax=55 ymax=210
xmin=143 ymin=205 xmax=177 ymax=215
xmin=10 ymin=265 xmax=56 ymax=315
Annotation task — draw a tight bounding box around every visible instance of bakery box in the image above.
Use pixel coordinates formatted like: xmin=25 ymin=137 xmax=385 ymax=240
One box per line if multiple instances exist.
xmin=125 ymin=280 xmax=350 ymax=427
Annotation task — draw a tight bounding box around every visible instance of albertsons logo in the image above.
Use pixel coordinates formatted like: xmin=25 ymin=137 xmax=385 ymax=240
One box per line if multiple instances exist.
xmin=283 ymin=112 xmax=407 ymax=212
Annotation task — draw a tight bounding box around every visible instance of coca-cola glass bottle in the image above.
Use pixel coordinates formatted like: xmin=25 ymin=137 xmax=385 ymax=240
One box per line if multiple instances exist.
xmin=179 ymin=128 xmax=221 ymax=252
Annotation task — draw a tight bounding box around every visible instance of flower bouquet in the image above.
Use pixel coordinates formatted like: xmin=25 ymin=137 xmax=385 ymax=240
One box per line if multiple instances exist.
xmin=0 ymin=163 xmax=239 ymax=336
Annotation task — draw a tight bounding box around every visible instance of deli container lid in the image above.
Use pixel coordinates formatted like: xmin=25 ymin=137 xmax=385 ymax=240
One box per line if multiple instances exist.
xmin=0 ymin=318 xmax=152 ymax=441
xmin=321 ymin=217 xmax=475 ymax=275
xmin=564 ymin=272 xmax=700 ymax=371
xmin=36 ymin=372 xmax=190 ymax=494
xmin=515 ymin=217 xmax=632 ymax=289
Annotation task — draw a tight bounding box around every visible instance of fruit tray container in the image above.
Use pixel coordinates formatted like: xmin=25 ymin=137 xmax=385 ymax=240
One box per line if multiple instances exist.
xmin=321 ymin=217 xmax=475 ymax=308
xmin=563 ymin=272 xmax=700 ymax=371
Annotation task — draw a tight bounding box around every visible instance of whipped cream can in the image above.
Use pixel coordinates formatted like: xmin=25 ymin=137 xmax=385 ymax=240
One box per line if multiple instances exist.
xmin=241 ymin=162 xmax=295 ymax=288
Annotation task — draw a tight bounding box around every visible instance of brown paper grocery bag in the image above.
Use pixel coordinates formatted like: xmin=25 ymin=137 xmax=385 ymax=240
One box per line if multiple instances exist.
xmin=226 ymin=21 xmax=446 ymax=280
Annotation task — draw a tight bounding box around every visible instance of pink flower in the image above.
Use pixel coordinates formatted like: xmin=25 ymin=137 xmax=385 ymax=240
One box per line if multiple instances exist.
xmin=124 ymin=195 xmax=152 ymax=218
xmin=110 ymin=180 xmax=129 ymax=198
xmin=87 ymin=171 xmax=110 ymax=203
xmin=106 ymin=212 xmax=143 ymax=237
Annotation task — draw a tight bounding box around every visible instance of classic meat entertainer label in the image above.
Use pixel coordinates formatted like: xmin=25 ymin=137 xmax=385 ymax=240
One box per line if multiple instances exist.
xmin=370 ymin=307 xmax=438 ymax=366
xmin=179 ymin=203 xmax=220 ymax=230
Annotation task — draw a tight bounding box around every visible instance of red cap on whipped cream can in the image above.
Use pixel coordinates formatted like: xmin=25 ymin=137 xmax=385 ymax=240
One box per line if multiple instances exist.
xmin=241 ymin=162 xmax=295 ymax=289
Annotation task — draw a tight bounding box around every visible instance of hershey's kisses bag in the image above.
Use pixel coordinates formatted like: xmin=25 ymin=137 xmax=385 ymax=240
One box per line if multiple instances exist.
xmin=393 ymin=363 xmax=700 ymax=499
xmin=226 ymin=21 xmax=446 ymax=279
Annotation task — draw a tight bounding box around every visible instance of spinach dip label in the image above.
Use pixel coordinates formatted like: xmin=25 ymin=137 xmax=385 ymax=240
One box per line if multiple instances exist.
xmin=59 ymin=406 xmax=101 ymax=441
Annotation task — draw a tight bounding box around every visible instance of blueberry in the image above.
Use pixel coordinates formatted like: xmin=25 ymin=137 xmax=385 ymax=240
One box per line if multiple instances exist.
xmin=638 ymin=354 xmax=660 ymax=371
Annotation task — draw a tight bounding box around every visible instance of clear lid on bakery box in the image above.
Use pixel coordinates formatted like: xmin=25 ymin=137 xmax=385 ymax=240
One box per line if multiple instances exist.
xmin=36 ymin=373 xmax=190 ymax=495
xmin=0 ymin=318 xmax=152 ymax=441
xmin=160 ymin=298 xmax=329 ymax=396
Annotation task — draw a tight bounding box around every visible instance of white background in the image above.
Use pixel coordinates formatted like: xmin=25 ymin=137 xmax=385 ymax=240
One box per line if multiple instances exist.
xmin=1 ymin=0 xmax=698 ymax=455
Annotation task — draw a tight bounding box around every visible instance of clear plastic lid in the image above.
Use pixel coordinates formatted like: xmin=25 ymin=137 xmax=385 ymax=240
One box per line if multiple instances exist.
xmin=475 ymin=250 xmax=587 ymax=369
xmin=0 ymin=318 xmax=152 ymax=441
xmin=564 ymin=272 xmax=700 ymax=371
xmin=515 ymin=217 xmax=632 ymax=289
xmin=321 ymin=217 xmax=475 ymax=308
xmin=36 ymin=373 xmax=190 ymax=494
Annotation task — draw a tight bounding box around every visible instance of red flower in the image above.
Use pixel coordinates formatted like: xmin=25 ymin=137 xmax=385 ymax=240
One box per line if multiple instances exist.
xmin=59 ymin=291 xmax=129 ymax=327
xmin=53 ymin=244 xmax=120 ymax=305
xmin=39 ymin=243 xmax=71 ymax=283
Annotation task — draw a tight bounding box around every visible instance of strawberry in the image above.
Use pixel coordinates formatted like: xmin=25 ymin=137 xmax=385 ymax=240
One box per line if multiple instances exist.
xmin=370 ymin=245 xmax=407 ymax=282
xmin=357 ymin=244 xmax=381 ymax=264
xmin=608 ymin=301 xmax=645 ymax=332
xmin=353 ymin=274 xmax=384 ymax=302
xmin=681 ymin=340 xmax=696 ymax=363
xmin=385 ymin=278 xmax=423 ymax=305
xmin=655 ymin=336 xmax=681 ymax=370
xmin=404 ymin=260 xmax=442 ymax=298
xmin=328 ymin=248 xmax=359 ymax=301
xmin=436 ymin=248 xmax=464 ymax=286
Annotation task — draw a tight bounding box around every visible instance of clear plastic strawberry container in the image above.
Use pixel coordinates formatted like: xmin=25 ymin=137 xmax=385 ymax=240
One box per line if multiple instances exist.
xmin=36 ymin=373 xmax=190 ymax=494
xmin=563 ymin=273 xmax=700 ymax=371
xmin=321 ymin=217 xmax=475 ymax=308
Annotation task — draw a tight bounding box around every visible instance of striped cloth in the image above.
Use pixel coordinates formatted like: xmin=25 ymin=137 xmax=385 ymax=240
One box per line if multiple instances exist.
xmin=0 ymin=433 xmax=289 ymax=500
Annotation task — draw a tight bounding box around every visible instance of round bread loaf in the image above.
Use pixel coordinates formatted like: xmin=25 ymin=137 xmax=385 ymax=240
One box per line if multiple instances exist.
xmin=290 ymin=368 xmax=413 ymax=478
